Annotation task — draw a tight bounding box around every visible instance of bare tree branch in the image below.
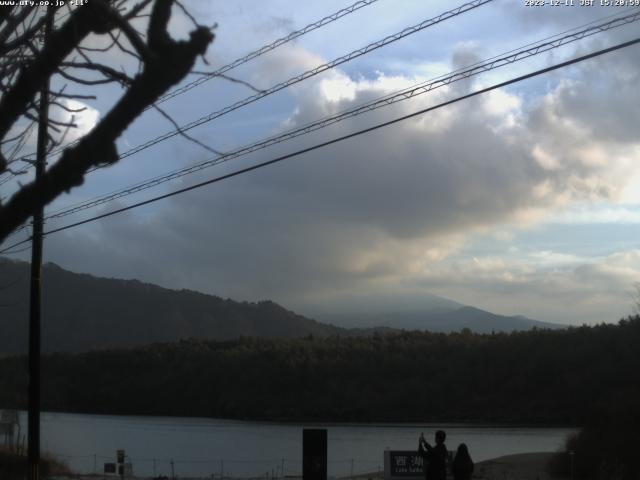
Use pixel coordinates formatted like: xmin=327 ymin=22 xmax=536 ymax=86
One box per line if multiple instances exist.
xmin=50 ymin=91 xmax=97 ymax=100
xmin=92 ymin=0 xmax=152 ymax=61
xmin=0 ymin=13 xmax=47 ymax=56
xmin=152 ymin=103 xmax=223 ymax=156
xmin=175 ymin=0 xmax=199 ymax=29
xmin=56 ymin=68 xmax=121 ymax=86
xmin=0 ymin=0 xmax=214 ymax=242
xmin=0 ymin=4 xmax=103 ymax=154
xmin=216 ymin=73 xmax=266 ymax=94
xmin=0 ymin=6 xmax=33 ymax=47
xmin=49 ymin=100 xmax=86 ymax=113
xmin=124 ymin=0 xmax=155 ymax=20
xmin=77 ymin=30 xmax=122 ymax=53
xmin=61 ymin=61 xmax=133 ymax=85
xmin=108 ymin=30 xmax=142 ymax=61
xmin=51 ymin=115 xmax=75 ymax=151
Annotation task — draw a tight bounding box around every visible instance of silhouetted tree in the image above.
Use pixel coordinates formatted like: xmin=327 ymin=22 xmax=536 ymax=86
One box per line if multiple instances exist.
xmin=0 ymin=1 xmax=214 ymax=243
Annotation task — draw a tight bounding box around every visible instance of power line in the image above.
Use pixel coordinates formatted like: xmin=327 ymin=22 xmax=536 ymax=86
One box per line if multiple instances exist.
xmin=3 ymin=8 xmax=634 ymax=242
xmin=1 ymin=243 xmax=32 ymax=255
xmin=5 ymin=6 xmax=637 ymax=241
xmin=152 ymin=0 xmax=383 ymax=107
xmin=3 ymin=0 xmax=384 ymax=175
xmin=109 ymin=0 xmax=494 ymax=162
xmin=2 ymin=35 xmax=637 ymax=255
xmin=32 ymin=10 xmax=640 ymax=226
xmin=4 ymin=9 xmax=636 ymax=250
xmin=11 ymin=0 xmax=492 ymax=173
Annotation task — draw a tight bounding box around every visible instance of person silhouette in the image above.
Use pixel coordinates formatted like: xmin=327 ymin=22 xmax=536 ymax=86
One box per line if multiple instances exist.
xmin=418 ymin=430 xmax=448 ymax=480
xmin=452 ymin=443 xmax=474 ymax=480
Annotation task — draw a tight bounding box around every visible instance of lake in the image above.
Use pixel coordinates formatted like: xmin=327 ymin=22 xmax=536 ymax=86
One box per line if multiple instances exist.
xmin=16 ymin=412 xmax=574 ymax=478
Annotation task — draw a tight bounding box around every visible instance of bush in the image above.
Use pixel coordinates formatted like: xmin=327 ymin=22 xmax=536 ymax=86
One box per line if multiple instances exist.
xmin=549 ymin=393 xmax=640 ymax=479
xmin=0 ymin=447 xmax=72 ymax=480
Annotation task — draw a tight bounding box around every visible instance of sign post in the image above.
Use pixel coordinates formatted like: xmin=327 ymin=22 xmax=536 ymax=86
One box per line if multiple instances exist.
xmin=117 ymin=449 xmax=125 ymax=479
xmin=303 ymin=429 xmax=327 ymax=480
xmin=384 ymin=451 xmax=424 ymax=480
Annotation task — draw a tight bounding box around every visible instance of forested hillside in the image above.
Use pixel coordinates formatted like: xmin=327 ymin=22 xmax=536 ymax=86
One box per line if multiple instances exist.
xmin=0 ymin=259 xmax=561 ymax=355
xmin=0 ymin=258 xmax=344 ymax=354
xmin=1 ymin=318 xmax=638 ymax=423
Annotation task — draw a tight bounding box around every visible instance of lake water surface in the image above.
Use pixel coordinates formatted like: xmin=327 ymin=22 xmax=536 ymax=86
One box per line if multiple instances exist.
xmin=19 ymin=412 xmax=574 ymax=478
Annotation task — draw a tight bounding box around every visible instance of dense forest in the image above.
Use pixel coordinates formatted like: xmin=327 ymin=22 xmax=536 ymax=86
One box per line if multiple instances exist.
xmin=1 ymin=317 xmax=639 ymax=424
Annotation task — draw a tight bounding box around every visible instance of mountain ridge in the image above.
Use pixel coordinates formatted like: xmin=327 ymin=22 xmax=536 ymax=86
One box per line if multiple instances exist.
xmin=0 ymin=258 xmax=345 ymax=354
xmin=315 ymin=305 xmax=561 ymax=332
xmin=0 ymin=258 xmax=562 ymax=354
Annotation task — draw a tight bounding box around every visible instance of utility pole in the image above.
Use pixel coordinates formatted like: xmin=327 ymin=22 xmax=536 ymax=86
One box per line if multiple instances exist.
xmin=28 ymin=7 xmax=52 ymax=480
xmin=569 ymin=451 xmax=575 ymax=480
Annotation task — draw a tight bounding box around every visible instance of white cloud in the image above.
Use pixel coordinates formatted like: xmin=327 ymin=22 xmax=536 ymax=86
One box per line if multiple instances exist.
xmin=532 ymin=145 xmax=561 ymax=171
xmin=50 ymin=100 xmax=100 ymax=143
xmin=319 ymin=74 xmax=358 ymax=103
xmin=413 ymin=249 xmax=640 ymax=324
xmin=483 ymin=89 xmax=522 ymax=117
xmin=546 ymin=204 xmax=640 ymax=224
xmin=31 ymin=27 xmax=640 ymax=326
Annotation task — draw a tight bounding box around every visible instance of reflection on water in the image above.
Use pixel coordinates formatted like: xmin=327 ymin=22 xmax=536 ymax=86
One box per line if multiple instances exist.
xmin=18 ymin=411 xmax=574 ymax=478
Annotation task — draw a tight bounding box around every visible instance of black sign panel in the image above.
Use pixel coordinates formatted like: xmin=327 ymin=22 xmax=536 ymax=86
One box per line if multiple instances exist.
xmin=389 ymin=451 xmax=424 ymax=476
xmin=303 ymin=428 xmax=327 ymax=480
xmin=104 ymin=463 xmax=116 ymax=474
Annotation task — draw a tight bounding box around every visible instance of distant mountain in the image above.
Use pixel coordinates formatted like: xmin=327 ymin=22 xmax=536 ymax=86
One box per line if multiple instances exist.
xmin=315 ymin=306 xmax=563 ymax=333
xmin=0 ymin=258 xmax=562 ymax=355
xmin=0 ymin=258 xmax=344 ymax=354
xmin=301 ymin=291 xmax=463 ymax=321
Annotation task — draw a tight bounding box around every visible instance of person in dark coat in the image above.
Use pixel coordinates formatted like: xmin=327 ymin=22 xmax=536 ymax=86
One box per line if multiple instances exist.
xmin=418 ymin=430 xmax=448 ymax=480
xmin=452 ymin=443 xmax=474 ymax=480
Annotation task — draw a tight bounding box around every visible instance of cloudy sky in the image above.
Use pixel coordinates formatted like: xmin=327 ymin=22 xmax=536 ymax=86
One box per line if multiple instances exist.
xmin=2 ymin=0 xmax=640 ymax=325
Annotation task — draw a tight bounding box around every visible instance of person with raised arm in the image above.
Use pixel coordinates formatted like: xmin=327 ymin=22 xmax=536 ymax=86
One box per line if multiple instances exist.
xmin=418 ymin=430 xmax=448 ymax=480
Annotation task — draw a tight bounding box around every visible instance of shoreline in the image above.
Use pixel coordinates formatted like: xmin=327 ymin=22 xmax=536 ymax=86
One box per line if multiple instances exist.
xmin=349 ymin=453 xmax=562 ymax=480
xmin=43 ymin=452 xmax=564 ymax=480
xmin=473 ymin=452 xmax=563 ymax=480
xmin=4 ymin=407 xmax=578 ymax=428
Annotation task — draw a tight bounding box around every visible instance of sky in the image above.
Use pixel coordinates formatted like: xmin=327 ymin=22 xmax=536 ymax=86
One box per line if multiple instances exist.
xmin=2 ymin=0 xmax=640 ymax=326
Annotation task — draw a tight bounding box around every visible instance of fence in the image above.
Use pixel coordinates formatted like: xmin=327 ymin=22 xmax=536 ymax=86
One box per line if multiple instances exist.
xmin=47 ymin=453 xmax=384 ymax=480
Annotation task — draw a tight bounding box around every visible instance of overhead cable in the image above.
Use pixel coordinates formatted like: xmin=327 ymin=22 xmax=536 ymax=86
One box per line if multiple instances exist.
xmin=2 ymin=35 xmax=638 ymax=255
xmin=35 ymin=10 xmax=640 ymax=225
xmin=114 ymin=0 xmax=495 ymax=161
xmin=15 ymin=0 xmax=493 ymax=170
xmin=153 ymin=0 xmax=384 ymax=107
xmin=3 ymin=0 xmax=384 ymax=173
